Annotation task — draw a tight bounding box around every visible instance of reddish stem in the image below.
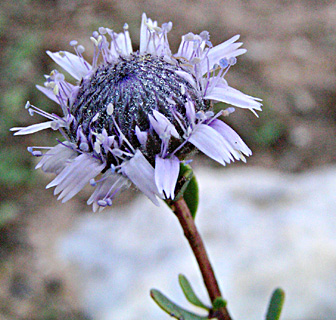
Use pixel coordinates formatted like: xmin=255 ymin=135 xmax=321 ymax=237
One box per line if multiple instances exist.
xmin=171 ymin=197 xmax=232 ymax=320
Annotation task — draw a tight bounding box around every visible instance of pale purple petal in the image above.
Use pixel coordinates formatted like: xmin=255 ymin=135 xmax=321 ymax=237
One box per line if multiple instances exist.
xmin=139 ymin=14 xmax=170 ymax=56
xmin=209 ymin=119 xmax=252 ymax=159
xmin=176 ymin=33 xmax=201 ymax=61
xmin=36 ymin=85 xmax=59 ymax=104
xmin=35 ymin=142 xmax=78 ymax=174
xmin=155 ymin=155 xmax=180 ymax=199
xmin=47 ymin=51 xmax=91 ymax=80
xmin=185 ymin=100 xmax=196 ymax=124
xmin=120 ymin=150 xmax=161 ymax=206
xmin=121 ymin=28 xmax=133 ymax=55
xmin=11 ymin=121 xmax=53 ymax=135
xmin=111 ymin=32 xmax=133 ymax=57
xmin=149 ymin=110 xmax=180 ymax=139
xmin=139 ymin=14 xmax=158 ymax=54
xmin=175 ymin=70 xmax=197 ymax=88
xmin=135 ymin=125 xmax=148 ymax=145
xmin=139 ymin=13 xmax=149 ymax=54
xmin=200 ymin=35 xmax=246 ymax=75
xmin=188 ymin=124 xmax=234 ymax=165
xmin=176 ymin=36 xmax=192 ymax=60
xmin=204 ymin=85 xmax=262 ymax=115
xmin=87 ymin=170 xmax=131 ymax=212
xmin=46 ymin=153 xmax=105 ymax=203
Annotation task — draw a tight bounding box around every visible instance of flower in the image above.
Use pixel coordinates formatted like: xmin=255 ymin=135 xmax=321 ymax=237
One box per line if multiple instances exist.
xmin=11 ymin=13 xmax=261 ymax=212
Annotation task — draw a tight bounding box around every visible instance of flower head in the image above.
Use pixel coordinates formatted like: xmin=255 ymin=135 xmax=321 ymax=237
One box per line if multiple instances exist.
xmin=12 ymin=13 xmax=261 ymax=212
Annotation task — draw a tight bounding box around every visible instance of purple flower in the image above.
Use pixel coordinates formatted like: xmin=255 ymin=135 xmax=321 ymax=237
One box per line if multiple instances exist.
xmin=11 ymin=13 xmax=261 ymax=211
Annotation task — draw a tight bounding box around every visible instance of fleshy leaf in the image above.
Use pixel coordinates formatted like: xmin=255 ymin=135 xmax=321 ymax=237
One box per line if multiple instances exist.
xmin=265 ymin=288 xmax=285 ymax=320
xmin=150 ymin=289 xmax=208 ymax=320
xmin=178 ymin=274 xmax=210 ymax=310
xmin=174 ymin=163 xmax=193 ymax=199
xmin=169 ymin=163 xmax=199 ymax=219
xmin=183 ymin=169 xmax=199 ymax=219
xmin=212 ymin=297 xmax=227 ymax=310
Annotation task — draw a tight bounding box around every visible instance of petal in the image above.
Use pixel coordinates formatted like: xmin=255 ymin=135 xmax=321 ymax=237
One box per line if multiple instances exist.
xmin=135 ymin=125 xmax=148 ymax=145
xmin=155 ymin=155 xmax=180 ymax=199
xmin=36 ymin=80 xmax=76 ymax=106
xmin=35 ymin=142 xmax=78 ymax=174
xmin=120 ymin=150 xmax=161 ymax=206
xmin=110 ymin=31 xmax=133 ymax=57
xmin=176 ymin=33 xmax=204 ymax=61
xmin=200 ymin=35 xmax=246 ymax=75
xmin=175 ymin=70 xmax=197 ymax=88
xmin=121 ymin=27 xmax=133 ymax=55
xmin=36 ymin=85 xmax=59 ymax=104
xmin=185 ymin=100 xmax=196 ymax=124
xmin=149 ymin=110 xmax=180 ymax=139
xmin=139 ymin=13 xmax=171 ymax=56
xmin=176 ymin=35 xmax=193 ymax=60
xmin=209 ymin=119 xmax=252 ymax=159
xmin=47 ymin=50 xmax=91 ymax=80
xmin=188 ymin=124 xmax=234 ymax=165
xmin=139 ymin=14 xmax=158 ymax=54
xmin=139 ymin=13 xmax=149 ymax=54
xmin=87 ymin=170 xmax=131 ymax=212
xmin=46 ymin=153 xmax=105 ymax=203
xmin=11 ymin=121 xmax=53 ymax=135
xmin=204 ymin=85 xmax=262 ymax=116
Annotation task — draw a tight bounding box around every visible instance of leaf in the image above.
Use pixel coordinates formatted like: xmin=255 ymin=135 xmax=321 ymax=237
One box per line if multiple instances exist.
xmin=178 ymin=274 xmax=210 ymax=310
xmin=183 ymin=172 xmax=199 ymax=219
xmin=174 ymin=163 xmax=194 ymax=199
xmin=150 ymin=289 xmax=208 ymax=320
xmin=172 ymin=163 xmax=199 ymax=219
xmin=265 ymin=288 xmax=285 ymax=320
xmin=212 ymin=297 xmax=227 ymax=310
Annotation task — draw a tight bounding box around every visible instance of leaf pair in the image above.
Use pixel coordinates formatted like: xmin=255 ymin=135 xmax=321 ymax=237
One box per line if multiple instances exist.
xmin=150 ymin=274 xmax=211 ymax=320
xmin=151 ymin=276 xmax=285 ymax=320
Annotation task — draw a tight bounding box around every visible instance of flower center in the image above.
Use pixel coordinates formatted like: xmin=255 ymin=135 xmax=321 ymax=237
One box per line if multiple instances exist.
xmin=69 ymin=53 xmax=209 ymax=165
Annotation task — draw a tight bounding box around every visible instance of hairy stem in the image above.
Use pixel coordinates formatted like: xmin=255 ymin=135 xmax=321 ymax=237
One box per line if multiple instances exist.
xmin=171 ymin=197 xmax=232 ymax=320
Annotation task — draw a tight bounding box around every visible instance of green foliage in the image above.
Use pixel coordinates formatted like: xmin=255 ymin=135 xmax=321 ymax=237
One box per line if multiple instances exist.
xmin=174 ymin=163 xmax=194 ymax=199
xmin=152 ymin=275 xmax=286 ymax=320
xmin=212 ymin=297 xmax=227 ymax=310
xmin=178 ymin=274 xmax=210 ymax=311
xmin=150 ymin=289 xmax=208 ymax=320
xmin=151 ymin=274 xmax=211 ymax=320
xmin=265 ymin=288 xmax=285 ymax=320
xmin=170 ymin=163 xmax=199 ymax=218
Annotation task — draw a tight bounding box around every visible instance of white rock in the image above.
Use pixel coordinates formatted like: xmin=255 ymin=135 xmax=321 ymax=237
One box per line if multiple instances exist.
xmin=58 ymin=166 xmax=336 ymax=320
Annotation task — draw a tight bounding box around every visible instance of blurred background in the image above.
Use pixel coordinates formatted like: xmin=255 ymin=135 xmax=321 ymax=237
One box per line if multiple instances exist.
xmin=0 ymin=0 xmax=335 ymax=319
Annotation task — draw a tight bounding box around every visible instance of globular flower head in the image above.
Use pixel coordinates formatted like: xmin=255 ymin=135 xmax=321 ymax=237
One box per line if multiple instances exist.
xmin=12 ymin=13 xmax=262 ymax=212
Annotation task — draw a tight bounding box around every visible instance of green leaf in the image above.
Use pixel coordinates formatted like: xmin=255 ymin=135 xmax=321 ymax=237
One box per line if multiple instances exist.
xmin=172 ymin=163 xmax=199 ymax=219
xmin=212 ymin=297 xmax=227 ymax=310
xmin=174 ymin=163 xmax=194 ymax=199
xmin=265 ymin=288 xmax=285 ymax=320
xmin=178 ymin=274 xmax=210 ymax=310
xmin=150 ymin=289 xmax=208 ymax=320
xmin=183 ymin=173 xmax=199 ymax=219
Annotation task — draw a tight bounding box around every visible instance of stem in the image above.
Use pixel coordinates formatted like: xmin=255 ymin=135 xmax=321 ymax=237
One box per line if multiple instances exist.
xmin=171 ymin=197 xmax=232 ymax=320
